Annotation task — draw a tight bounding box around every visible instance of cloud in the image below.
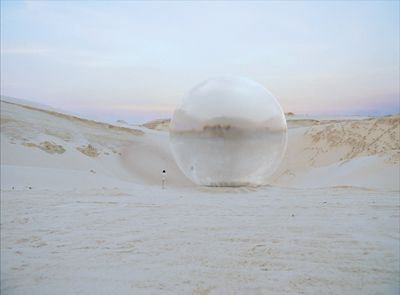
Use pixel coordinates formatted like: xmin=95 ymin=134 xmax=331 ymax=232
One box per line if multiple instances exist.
xmin=1 ymin=47 xmax=53 ymax=55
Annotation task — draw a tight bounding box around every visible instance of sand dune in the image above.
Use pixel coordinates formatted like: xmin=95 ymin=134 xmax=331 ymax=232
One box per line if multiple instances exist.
xmin=272 ymin=116 xmax=400 ymax=189
xmin=142 ymin=113 xmax=399 ymax=190
xmin=1 ymin=96 xmax=398 ymax=189
xmin=1 ymin=96 xmax=399 ymax=294
xmin=141 ymin=118 xmax=171 ymax=131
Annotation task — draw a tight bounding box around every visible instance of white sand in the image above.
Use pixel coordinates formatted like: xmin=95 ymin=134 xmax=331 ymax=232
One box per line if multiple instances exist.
xmin=1 ymin=97 xmax=399 ymax=294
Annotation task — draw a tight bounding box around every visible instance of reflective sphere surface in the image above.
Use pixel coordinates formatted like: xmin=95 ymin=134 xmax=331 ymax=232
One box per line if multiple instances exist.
xmin=170 ymin=76 xmax=287 ymax=186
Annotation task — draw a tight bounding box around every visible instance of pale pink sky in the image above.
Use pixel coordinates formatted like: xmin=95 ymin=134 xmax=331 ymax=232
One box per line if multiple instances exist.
xmin=1 ymin=1 xmax=399 ymax=123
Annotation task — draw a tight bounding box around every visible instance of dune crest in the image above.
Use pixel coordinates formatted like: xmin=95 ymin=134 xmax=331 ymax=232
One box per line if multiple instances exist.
xmin=1 ymin=96 xmax=399 ymax=190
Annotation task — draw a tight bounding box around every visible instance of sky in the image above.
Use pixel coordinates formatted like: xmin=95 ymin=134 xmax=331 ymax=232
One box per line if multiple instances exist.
xmin=1 ymin=0 xmax=399 ymax=124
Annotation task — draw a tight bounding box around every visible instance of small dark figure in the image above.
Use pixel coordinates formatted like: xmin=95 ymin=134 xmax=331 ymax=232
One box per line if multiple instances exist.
xmin=161 ymin=170 xmax=167 ymax=189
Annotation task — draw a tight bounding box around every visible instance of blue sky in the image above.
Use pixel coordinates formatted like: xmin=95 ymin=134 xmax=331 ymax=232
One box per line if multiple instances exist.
xmin=1 ymin=0 xmax=399 ymax=123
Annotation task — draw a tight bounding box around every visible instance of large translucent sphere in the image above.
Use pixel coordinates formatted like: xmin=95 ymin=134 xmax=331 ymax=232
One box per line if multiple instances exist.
xmin=170 ymin=76 xmax=287 ymax=186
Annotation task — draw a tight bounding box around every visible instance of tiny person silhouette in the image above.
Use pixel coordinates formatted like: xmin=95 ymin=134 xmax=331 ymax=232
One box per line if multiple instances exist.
xmin=161 ymin=169 xmax=167 ymax=189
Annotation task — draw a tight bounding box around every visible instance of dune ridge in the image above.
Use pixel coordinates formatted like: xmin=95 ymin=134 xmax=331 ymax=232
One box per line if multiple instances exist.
xmin=2 ymin=99 xmax=144 ymax=136
xmin=1 ymin=96 xmax=399 ymax=190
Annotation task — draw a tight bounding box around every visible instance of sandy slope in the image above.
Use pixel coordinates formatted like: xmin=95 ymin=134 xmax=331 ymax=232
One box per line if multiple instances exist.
xmin=1 ymin=97 xmax=399 ymax=189
xmin=141 ymin=115 xmax=399 ymax=190
xmin=1 ymin=97 xmax=399 ymax=294
xmin=272 ymin=116 xmax=400 ymax=189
